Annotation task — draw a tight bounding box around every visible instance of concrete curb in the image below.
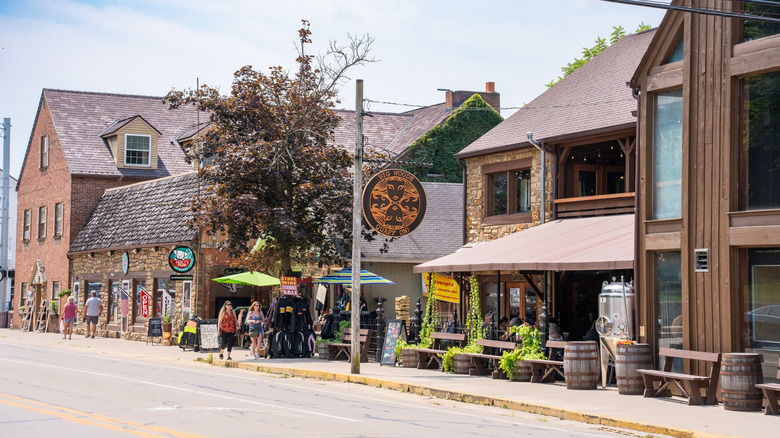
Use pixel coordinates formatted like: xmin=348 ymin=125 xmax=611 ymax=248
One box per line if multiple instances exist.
xmin=210 ymin=359 xmax=733 ymax=438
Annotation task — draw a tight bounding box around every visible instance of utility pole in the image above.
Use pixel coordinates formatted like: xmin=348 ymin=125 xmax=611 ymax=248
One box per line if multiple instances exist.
xmin=351 ymin=80 xmax=363 ymax=374
xmin=1 ymin=118 xmax=10 ymax=327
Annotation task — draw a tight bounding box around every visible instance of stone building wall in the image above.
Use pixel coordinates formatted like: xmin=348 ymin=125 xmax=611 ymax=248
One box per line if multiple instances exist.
xmin=71 ymin=246 xmax=197 ymax=342
xmin=463 ymin=147 xmax=553 ymax=243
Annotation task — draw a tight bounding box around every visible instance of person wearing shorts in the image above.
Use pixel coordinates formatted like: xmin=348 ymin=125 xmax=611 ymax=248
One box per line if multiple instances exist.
xmin=61 ymin=296 xmax=78 ymax=340
xmin=218 ymin=301 xmax=239 ymax=360
xmin=83 ymin=291 xmax=103 ymax=338
xmin=246 ymin=301 xmax=265 ymax=359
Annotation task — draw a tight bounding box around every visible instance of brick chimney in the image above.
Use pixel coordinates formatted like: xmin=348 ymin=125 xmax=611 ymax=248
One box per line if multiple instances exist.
xmin=445 ymin=82 xmax=501 ymax=114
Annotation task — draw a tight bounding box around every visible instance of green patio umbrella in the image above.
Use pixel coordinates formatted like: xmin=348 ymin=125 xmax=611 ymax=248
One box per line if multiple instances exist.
xmin=212 ymin=271 xmax=281 ymax=287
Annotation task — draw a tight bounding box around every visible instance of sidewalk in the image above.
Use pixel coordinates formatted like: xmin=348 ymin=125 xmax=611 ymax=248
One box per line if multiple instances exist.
xmin=2 ymin=329 xmax=774 ymax=438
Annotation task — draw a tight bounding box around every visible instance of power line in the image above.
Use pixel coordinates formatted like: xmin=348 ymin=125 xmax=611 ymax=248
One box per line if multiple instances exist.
xmin=364 ymin=97 xmax=636 ymax=112
xmin=601 ymin=0 xmax=780 ymax=23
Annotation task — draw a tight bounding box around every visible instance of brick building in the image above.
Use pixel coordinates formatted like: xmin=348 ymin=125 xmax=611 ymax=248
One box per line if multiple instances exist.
xmin=13 ymin=89 xmax=199 ymax=329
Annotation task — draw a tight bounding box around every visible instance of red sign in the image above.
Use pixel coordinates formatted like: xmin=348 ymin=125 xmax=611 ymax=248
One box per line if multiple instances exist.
xmin=140 ymin=289 xmax=150 ymax=318
xmin=281 ymin=276 xmax=298 ymax=296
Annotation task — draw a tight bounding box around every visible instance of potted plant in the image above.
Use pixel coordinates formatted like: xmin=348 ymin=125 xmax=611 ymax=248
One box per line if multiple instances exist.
xmin=57 ymin=289 xmax=72 ymax=299
xmin=394 ymin=338 xmax=423 ymax=368
xmin=17 ymin=305 xmax=26 ymax=316
xmin=498 ymin=326 xmax=545 ymax=381
xmin=161 ymin=315 xmax=173 ymax=346
xmin=48 ymin=300 xmax=58 ymax=316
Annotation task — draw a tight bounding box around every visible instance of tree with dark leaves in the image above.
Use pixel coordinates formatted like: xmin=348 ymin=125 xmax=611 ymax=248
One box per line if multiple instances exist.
xmin=165 ymin=21 xmax=376 ymax=275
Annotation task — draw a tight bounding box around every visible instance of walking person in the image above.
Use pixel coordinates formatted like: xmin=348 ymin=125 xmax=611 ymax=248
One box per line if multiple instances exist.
xmin=61 ymin=296 xmax=77 ymax=340
xmin=246 ymin=301 xmax=265 ymax=359
xmin=218 ymin=301 xmax=239 ymax=360
xmin=83 ymin=291 xmax=103 ymax=338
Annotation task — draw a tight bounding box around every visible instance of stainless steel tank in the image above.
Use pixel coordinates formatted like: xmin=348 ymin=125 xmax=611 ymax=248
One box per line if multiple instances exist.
xmin=595 ymin=279 xmax=634 ymax=337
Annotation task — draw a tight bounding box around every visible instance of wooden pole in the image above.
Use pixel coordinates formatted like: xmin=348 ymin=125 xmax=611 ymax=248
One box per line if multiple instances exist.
xmin=351 ymin=79 xmax=363 ymax=374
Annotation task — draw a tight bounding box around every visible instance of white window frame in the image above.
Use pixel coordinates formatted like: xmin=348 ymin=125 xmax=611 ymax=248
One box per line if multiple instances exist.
xmin=40 ymin=135 xmax=49 ymax=169
xmin=124 ymin=134 xmax=152 ymax=167
xmin=23 ymin=209 xmax=31 ymax=241
xmin=38 ymin=206 xmax=46 ymax=240
xmin=54 ymin=203 xmax=63 ymax=237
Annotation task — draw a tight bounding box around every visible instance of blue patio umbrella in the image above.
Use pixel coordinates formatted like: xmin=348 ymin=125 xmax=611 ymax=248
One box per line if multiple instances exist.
xmin=316 ymin=268 xmax=395 ymax=285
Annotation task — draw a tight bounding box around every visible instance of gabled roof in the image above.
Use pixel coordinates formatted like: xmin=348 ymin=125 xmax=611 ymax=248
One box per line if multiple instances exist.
xmin=333 ymin=103 xmax=452 ymax=157
xmin=69 ymin=172 xmax=199 ymax=253
xmin=361 ymin=181 xmax=463 ymax=263
xmin=25 ymin=89 xmax=199 ymax=181
xmin=456 ymin=29 xmax=657 ymax=159
xmin=99 ymin=115 xmax=162 ymax=138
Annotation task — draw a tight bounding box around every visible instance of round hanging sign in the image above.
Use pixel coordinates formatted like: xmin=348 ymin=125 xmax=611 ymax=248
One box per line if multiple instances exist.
xmin=122 ymin=251 xmax=129 ymax=275
xmin=362 ymin=169 xmax=427 ymax=238
xmin=168 ymin=246 xmax=196 ymax=273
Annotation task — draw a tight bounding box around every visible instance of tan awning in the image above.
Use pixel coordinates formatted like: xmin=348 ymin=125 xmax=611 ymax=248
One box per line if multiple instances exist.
xmin=413 ymin=214 xmax=634 ymax=273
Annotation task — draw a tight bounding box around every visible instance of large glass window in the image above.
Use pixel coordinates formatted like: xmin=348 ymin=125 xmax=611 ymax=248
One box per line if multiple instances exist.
xmin=487 ymin=168 xmax=531 ymax=217
xmin=744 ymin=1 xmax=780 ymax=42
xmin=664 ymin=35 xmax=684 ymax=64
xmin=655 ymin=251 xmax=683 ymax=372
xmin=652 ymin=89 xmax=683 ymax=220
xmin=125 ymin=134 xmax=151 ymax=166
xmin=745 ymin=248 xmax=780 ymax=349
xmin=741 ymin=71 xmax=780 ymax=210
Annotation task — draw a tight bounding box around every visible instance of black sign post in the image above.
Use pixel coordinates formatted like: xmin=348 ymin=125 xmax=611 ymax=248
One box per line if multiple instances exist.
xmin=147 ymin=318 xmax=162 ymax=345
xmin=380 ymin=319 xmax=407 ymax=366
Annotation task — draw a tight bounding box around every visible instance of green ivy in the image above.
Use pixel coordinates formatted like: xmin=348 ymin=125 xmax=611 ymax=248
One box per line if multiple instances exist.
xmin=418 ymin=275 xmax=439 ymax=349
xmin=465 ymin=275 xmax=484 ymax=345
xmin=400 ymin=94 xmax=503 ymax=183
xmin=441 ymin=343 xmax=482 ymax=373
xmin=497 ymin=326 xmax=546 ymax=379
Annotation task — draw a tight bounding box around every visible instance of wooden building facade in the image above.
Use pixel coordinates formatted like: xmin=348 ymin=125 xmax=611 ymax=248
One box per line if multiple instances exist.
xmin=633 ymin=0 xmax=780 ymax=378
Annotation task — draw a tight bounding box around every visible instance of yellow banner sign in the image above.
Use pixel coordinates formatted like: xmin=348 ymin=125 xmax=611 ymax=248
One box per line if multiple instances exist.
xmin=422 ymin=273 xmax=460 ymax=304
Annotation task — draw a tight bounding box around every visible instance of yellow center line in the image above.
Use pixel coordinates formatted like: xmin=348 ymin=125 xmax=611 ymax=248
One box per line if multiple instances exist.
xmin=0 ymin=392 xmax=207 ymax=438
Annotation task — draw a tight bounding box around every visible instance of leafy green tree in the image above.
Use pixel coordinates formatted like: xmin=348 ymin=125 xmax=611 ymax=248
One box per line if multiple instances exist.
xmin=546 ymin=23 xmax=651 ymax=88
xmin=165 ymin=21 xmax=376 ymax=275
xmin=401 ymin=94 xmax=503 ymax=183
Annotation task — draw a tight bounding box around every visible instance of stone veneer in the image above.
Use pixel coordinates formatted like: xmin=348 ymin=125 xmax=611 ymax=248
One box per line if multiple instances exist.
xmin=464 ymin=147 xmax=553 ymax=243
xmin=71 ymin=247 xmax=196 ymax=342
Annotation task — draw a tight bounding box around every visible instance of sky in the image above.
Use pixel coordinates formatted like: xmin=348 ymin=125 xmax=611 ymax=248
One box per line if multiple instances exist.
xmin=0 ymin=0 xmax=667 ymax=179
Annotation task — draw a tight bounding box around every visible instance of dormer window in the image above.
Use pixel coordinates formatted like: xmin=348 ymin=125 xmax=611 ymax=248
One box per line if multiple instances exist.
xmin=124 ymin=134 xmax=151 ymax=166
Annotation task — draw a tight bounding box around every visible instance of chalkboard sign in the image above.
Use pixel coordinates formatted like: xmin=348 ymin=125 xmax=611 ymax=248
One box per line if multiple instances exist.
xmin=380 ymin=319 xmax=407 ymax=366
xmin=198 ymin=321 xmax=220 ymax=352
xmin=148 ymin=318 xmax=162 ymax=337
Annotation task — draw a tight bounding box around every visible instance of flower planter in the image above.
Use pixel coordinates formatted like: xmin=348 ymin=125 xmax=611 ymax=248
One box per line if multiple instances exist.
xmin=401 ymin=348 xmax=419 ymax=368
xmin=511 ymin=361 xmax=533 ymax=382
xmin=162 ymin=322 xmax=173 ymax=346
xmin=452 ymin=353 xmax=473 ymax=375
xmin=317 ymin=342 xmax=331 ymax=360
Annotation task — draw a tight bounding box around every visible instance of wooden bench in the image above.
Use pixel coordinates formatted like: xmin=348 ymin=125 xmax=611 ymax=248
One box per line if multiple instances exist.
xmin=527 ymin=340 xmax=566 ymax=383
xmin=461 ymin=338 xmax=519 ymax=377
xmin=415 ymin=332 xmax=467 ymax=370
xmin=637 ymin=347 xmax=721 ymax=405
xmin=327 ymin=329 xmax=373 ymax=362
xmin=756 ymin=357 xmax=780 ymax=415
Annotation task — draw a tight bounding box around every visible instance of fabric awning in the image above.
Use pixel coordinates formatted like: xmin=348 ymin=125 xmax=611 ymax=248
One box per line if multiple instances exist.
xmin=413 ymin=214 xmax=634 ymax=273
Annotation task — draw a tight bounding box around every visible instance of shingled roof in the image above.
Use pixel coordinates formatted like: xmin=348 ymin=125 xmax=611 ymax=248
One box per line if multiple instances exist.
xmin=333 ymin=104 xmax=452 ymax=158
xmin=69 ymin=172 xmax=199 ymax=253
xmin=25 ymin=89 xmax=199 ymax=181
xmin=361 ymin=182 xmax=463 ymax=262
xmin=456 ymin=29 xmax=656 ymax=159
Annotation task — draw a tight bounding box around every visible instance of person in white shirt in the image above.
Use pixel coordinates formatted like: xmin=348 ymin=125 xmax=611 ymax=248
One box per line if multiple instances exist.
xmin=83 ymin=291 xmax=103 ymax=338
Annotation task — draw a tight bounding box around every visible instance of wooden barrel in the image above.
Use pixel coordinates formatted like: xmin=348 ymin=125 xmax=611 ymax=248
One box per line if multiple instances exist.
xmin=317 ymin=342 xmax=330 ymax=360
xmin=401 ymin=348 xmax=419 ymax=368
xmin=615 ymin=343 xmax=653 ymax=395
xmin=453 ymin=354 xmax=473 ymax=374
xmin=511 ymin=361 xmax=533 ymax=382
xmin=721 ymin=353 xmax=764 ymax=411
xmin=563 ymin=341 xmax=599 ymax=390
